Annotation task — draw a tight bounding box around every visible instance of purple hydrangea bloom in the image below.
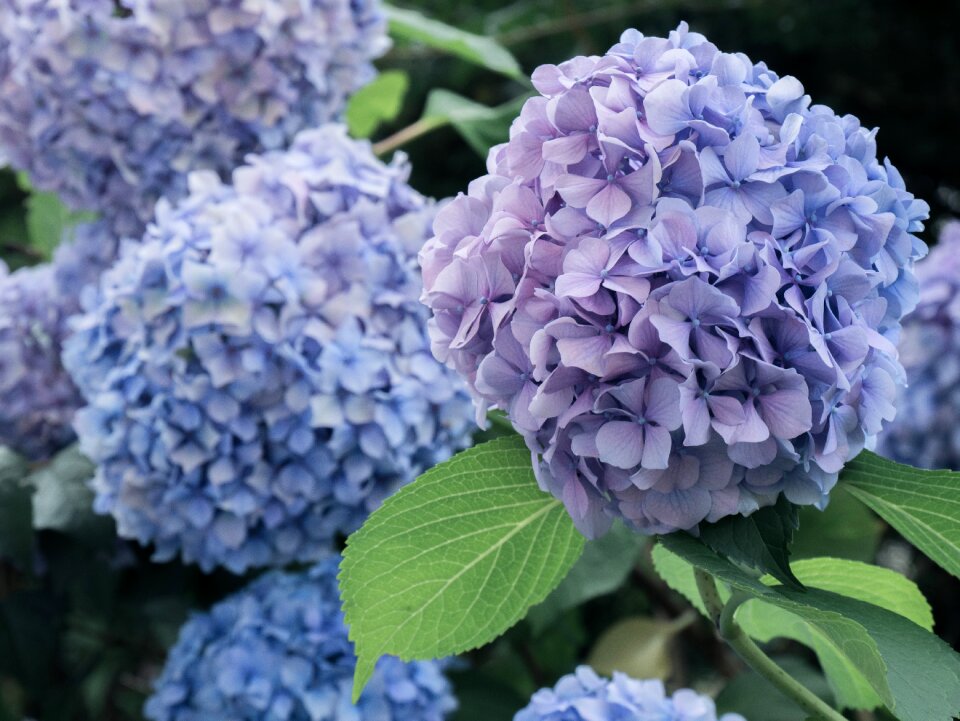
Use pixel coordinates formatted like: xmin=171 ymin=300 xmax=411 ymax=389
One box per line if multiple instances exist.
xmin=420 ymin=23 xmax=928 ymax=537
xmin=145 ymin=557 xmax=457 ymax=721
xmin=0 ymin=0 xmax=388 ymax=238
xmin=877 ymin=221 xmax=960 ymax=469
xmin=514 ymin=666 xmax=745 ymax=721
xmin=64 ymin=126 xmax=476 ymax=573
xmin=0 ymin=220 xmax=116 ymax=459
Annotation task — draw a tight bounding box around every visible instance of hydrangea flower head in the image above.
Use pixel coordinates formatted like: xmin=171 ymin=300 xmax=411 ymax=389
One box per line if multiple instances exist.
xmin=515 ymin=666 xmax=745 ymax=721
xmin=64 ymin=126 xmax=475 ymax=573
xmin=0 ymin=0 xmax=388 ymax=237
xmin=877 ymin=221 xmax=960 ymax=469
xmin=0 ymin=220 xmax=115 ymax=459
xmin=145 ymin=557 xmax=457 ymax=721
xmin=420 ymin=23 xmax=928 ymax=537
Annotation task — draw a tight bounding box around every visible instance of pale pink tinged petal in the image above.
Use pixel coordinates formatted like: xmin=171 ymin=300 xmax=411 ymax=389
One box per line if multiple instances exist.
xmin=570 ymin=429 xmax=599 ymax=458
xmin=529 ymin=385 xmax=574 ymax=421
xmin=706 ymin=394 xmax=746 ymax=427
xmin=555 ymin=272 xmax=602 ymax=298
xmin=645 ymin=377 xmax=682 ymax=429
xmin=740 ymin=265 xmax=782 ymax=315
xmin=681 ymin=395 xmax=712 ymax=446
xmin=644 ymin=487 xmax=711 ymax=529
xmin=704 ymin=187 xmax=752 ymax=225
xmin=723 ymin=133 xmax=760 ymax=182
xmin=641 ymin=425 xmax=673 ymax=470
xmin=618 ymin=156 xmax=661 ymax=206
xmin=759 ymin=388 xmax=812 ymax=439
xmin=531 ymin=64 xmax=565 ymax=95
xmin=698 ymin=146 xmax=731 ymax=187
xmin=506 ymin=132 xmax=546 ymax=179
xmin=475 ymin=354 xmax=524 ymax=397
xmin=546 ymin=205 xmax=598 ymax=239
xmin=730 ymin=401 xmax=770 ymax=444
xmin=556 ymin=333 xmax=611 ymax=375
xmin=609 ymin=377 xmax=648 ymax=413
xmin=596 ymin=420 xmax=645 ymax=469
xmin=556 ymin=174 xmax=608 ymax=208
xmin=697 ymin=449 xmax=735 ymax=490
xmin=564 ymin=237 xmax=609 ymax=274
xmin=650 ymin=315 xmax=692 ymax=358
xmin=603 ymin=275 xmax=650 ymax=301
xmin=642 ymin=78 xmax=690 ymax=135
xmin=542 ymin=134 xmax=592 ymax=164
xmin=551 ymin=87 xmax=598 ymax=131
xmin=449 ymin=304 xmax=484 ymax=349
xmin=586 ymin=182 xmax=631 ymax=227
xmin=562 ymin=477 xmax=591 ymax=524
xmin=509 ymin=381 xmax=540 ymax=432
xmin=727 ymin=437 xmax=777 ymax=468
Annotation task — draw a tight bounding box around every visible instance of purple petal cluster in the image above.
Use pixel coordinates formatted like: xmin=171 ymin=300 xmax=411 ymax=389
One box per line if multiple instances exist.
xmin=0 ymin=0 xmax=388 ymax=238
xmin=514 ymin=666 xmax=745 ymax=721
xmin=64 ymin=126 xmax=476 ymax=573
xmin=420 ymin=23 xmax=928 ymax=536
xmin=877 ymin=221 xmax=960 ymax=469
xmin=145 ymin=557 xmax=457 ymax=721
xmin=0 ymin=220 xmax=116 ymax=460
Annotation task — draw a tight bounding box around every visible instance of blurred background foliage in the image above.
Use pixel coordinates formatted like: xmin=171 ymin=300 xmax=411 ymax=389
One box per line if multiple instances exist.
xmin=1 ymin=1 xmax=958 ymax=719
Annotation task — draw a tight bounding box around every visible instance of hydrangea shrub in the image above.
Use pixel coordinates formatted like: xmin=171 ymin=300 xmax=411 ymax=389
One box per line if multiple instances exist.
xmin=64 ymin=126 xmax=475 ymax=572
xmin=420 ymin=23 xmax=929 ymax=536
xmin=145 ymin=557 xmax=457 ymax=721
xmin=515 ymin=666 xmax=745 ymax=721
xmin=877 ymin=221 xmax=960 ymax=469
xmin=0 ymin=0 xmax=388 ymax=237
xmin=0 ymin=220 xmax=115 ymax=459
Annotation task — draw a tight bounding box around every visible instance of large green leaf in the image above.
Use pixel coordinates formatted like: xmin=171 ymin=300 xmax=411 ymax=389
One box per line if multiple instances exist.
xmin=526 ymin=521 xmax=646 ymax=635
xmin=384 ymin=5 xmax=524 ymax=81
xmin=656 ymin=535 xmax=960 ymax=721
xmin=698 ymin=495 xmax=803 ymax=589
xmin=346 ymin=71 xmax=410 ymax=139
xmin=842 ymin=450 xmax=960 ymax=579
xmin=792 ymin=488 xmax=882 ymax=562
xmin=340 ymin=436 xmax=585 ymax=700
xmin=15 ymin=172 xmax=94 ymax=259
xmin=423 ymin=90 xmax=528 ymax=157
xmin=27 ymin=445 xmax=97 ymax=535
xmin=717 ymin=656 xmax=834 ymax=721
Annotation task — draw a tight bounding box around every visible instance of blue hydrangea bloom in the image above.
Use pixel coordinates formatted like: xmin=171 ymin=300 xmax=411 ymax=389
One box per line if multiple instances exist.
xmin=0 ymin=0 xmax=388 ymax=238
xmin=876 ymin=221 xmax=960 ymax=469
xmin=145 ymin=557 xmax=457 ymax=721
xmin=0 ymin=220 xmax=115 ymax=459
xmin=420 ymin=23 xmax=928 ymax=537
xmin=64 ymin=126 xmax=476 ymax=573
xmin=515 ymin=666 xmax=745 ymax=721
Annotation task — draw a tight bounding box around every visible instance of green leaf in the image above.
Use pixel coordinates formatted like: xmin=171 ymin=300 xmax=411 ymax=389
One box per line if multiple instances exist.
xmin=448 ymin=668 xmax=527 ymax=721
xmin=717 ymin=656 xmax=835 ymax=721
xmin=15 ymin=172 xmax=94 ymax=259
xmin=586 ymin=613 xmax=694 ymax=681
xmin=340 ymin=436 xmax=585 ymax=701
xmin=793 ymin=488 xmax=882 ymax=562
xmin=657 ymin=535 xmax=960 ymax=721
xmin=26 ymin=445 xmax=109 ymax=541
xmin=346 ymin=70 xmax=410 ymax=139
xmin=384 ymin=4 xmax=524 ymax=80
xmin=697 ymin=495 xmax=804 ymax=590
xmin=526 ymin=521 xmax=647 ymax=634
xmin=0 ymin=449 xmax=33 ymax=569
xmin=842 ymin=450 xmax=960 ymax=579
xmin=423 ymin=89 xmax=529 ymax=157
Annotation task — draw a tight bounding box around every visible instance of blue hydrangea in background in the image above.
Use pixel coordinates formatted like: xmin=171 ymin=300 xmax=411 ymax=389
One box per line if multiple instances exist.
xmin=420 ymin=23 xmax=929 ymax=537
xmin=877 ymin=221 xmax=960 ymax=470
xmin=145 ymin=557 xmax=457 ymax=721
xmin=64 ymin=125 xmax=476 ymax=573
xmin=0 ymin=0 xmax=388 ymax=238
xmin=0 ymin=220 xmax=115 ymax=459
xmin=514 ymin=666 xmax=745 ymax=721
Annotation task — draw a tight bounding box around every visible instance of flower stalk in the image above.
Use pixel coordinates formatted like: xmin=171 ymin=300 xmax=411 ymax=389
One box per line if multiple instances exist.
xmin=693 ymin=569 xmax=847 ymax=721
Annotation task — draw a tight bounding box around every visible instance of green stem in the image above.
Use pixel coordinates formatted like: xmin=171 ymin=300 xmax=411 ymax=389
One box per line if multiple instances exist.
xmin=372 ymin=116 xmax=450 ymax=157
xmin=693 ymin=569 xmax=847 ymax=721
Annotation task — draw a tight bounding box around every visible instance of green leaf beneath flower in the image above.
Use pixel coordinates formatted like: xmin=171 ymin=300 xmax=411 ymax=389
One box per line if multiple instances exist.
xmin=842 ymin=450 xmax=960 ymax=579
xmin=346 ymin=71 xmax=410 ymax=139
xmin=384 ymin=5 xmax=524 ymax=81
xmin=655 ymin=535 xmax=960 ymax=721
xmin=423 ymin=89 xmax=529 ymax=157
xmin=340 ymin=436 xmax=584 ymax=701
xmin=697 ymin=495 xmax=804 ymax=590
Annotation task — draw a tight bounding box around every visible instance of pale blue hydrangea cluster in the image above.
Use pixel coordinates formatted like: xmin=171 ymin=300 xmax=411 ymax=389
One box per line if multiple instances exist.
xmin=420 ymin=23 xmax=928 ymax=537
xmin=0 ymin=0 xmax=388 ymax=237
xmin=64 ymin=126 xmax=476 ymax=573
xmin=145 ymin=557 xmax=457 ymax=721
xmin=877 ymin=221 xmax=960 ymax=469
xmin=0 ymin=220 xmax=115 ymax=459
xmin=515 ymin=667 xmax=745 ymax=721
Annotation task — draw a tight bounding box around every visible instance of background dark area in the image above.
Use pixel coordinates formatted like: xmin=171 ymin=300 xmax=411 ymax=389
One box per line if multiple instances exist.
xmin=0 ymin=2 xmax=957 ymax=720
